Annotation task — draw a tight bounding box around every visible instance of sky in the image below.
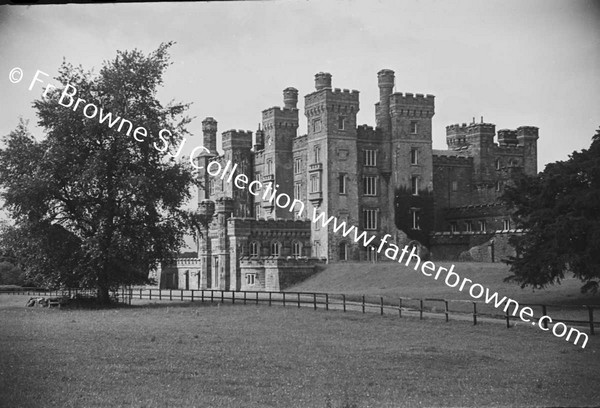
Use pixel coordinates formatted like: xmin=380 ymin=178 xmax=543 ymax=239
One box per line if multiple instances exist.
xmin=0 ymin=0 xmax=599 ymax=228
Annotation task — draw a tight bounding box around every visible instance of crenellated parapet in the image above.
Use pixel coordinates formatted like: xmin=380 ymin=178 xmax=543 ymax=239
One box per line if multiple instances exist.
xmin=432 ymin=154 xmax=474 ymax=167
xmin=389 ymin=92 xmax=435 ymax=118
xmin=222 ymin=129 xmax=253 ymax=151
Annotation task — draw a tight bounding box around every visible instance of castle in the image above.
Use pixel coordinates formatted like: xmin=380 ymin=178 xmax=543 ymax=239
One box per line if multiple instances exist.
xmin=156 ymin=69 xmax=538 ymax=291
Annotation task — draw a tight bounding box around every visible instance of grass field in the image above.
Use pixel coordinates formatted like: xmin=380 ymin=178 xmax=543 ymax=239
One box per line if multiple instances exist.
xmin=1 ymin=294 xmax=599 ymax=408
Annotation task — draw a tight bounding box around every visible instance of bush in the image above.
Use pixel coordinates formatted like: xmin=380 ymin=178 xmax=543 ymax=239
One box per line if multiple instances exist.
xmin=0 ymin=262 xmax=25 ymax=286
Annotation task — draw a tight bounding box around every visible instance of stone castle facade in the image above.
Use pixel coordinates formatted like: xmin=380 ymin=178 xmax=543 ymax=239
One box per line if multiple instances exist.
xmin=156 ymin=69 xmax=538 ymax=291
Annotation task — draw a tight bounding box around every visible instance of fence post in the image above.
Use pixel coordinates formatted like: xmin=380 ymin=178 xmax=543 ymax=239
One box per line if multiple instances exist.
xmin=232 ymin=291 xmax=235 ymax=304
xmin=169 ymin=289 xmax=172 ymax=301
xmin=283 ymin=292 xmax=286 ymax=307
xmin=297 ymin=293 xmax=301 ymax=308
xmin=191 ymin=290 xmax=194 ymax=302
xmin=420 ymin=299 xmax=424 ymax=320
xmin=399 ymin=298 xmax=402 ymax=317
xmin=256 ymin=291 xmax=259 ymax=305
xmin=380 ymin=297 xmax=384 ymax=315
xmin=201 ymin=290 xmax=204 ymax=303
xmin=362 ymin=295 xmax=365 ymax=314
xmin=473 ymin=302 xmax=477 ymax=325
xmin=343 ymin=294 xmax=346 ymax=312
xmin=159 ymin=289 xmax=162 ymax=301
xmin=244 ymin=291 xmax=247 ymax=305
xmin=444 ymin=300 xmax=449 ymax=322
xmin=140 ymin=288 xmax=142 ymax=299
xmin=589 ymin=306 xmax=595 ymax=335
xmin=149 ymin=289 xmax=152 ymax=300
xmin=269 ymin=292 xmax=272 ymax=306
xmin=313 ymin=293 xmax=317 ymax=310
xmin=181 ymin=290 xmax=183 ymax=301
xmin=505 ymin=310 xmax=510 ymax=328
xmin=542 ymin=305 xmax=548 ymax=329
xmin=325 ymin=294 xmax=329 ymax=311
xmin=211 ymin=290 xmax=214 ymax=303
xmin=221 ymin=291 xmax=224 ymax=304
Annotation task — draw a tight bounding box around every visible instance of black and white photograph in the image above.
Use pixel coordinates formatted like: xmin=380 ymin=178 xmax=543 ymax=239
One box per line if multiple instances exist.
xmin=0 ymin=1 xmax=599 ymax=407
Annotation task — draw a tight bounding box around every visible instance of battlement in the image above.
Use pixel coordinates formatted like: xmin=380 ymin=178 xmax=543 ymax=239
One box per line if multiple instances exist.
xmin=332 ymin=88 xmax=360 ymax=95
xmin=517 ymin=126 xmax=539 ymax=139
xmin=357 ymin=124 xmax=378 ymax=140
xmin=467 ymin=123 xmax=495 ymax=133
xmin=222 ymin=129 xmax=253 ymax=150
xmin=446 ymin=123 xmax=469 ymax=132
xmin=432 ymin=154 xmax=473 ymax=166
xmin=391 ymin=92 xmax=435 ymax=106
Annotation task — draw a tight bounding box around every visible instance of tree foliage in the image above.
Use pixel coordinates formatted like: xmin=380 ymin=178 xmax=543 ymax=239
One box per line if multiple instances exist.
xmin=0 ymin=43 xmax=199 ymax=302
xmin=501 ymin=128 xmax=600 ymax=294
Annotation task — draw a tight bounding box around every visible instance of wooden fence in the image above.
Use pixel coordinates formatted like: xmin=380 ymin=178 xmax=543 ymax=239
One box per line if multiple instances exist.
xmin=3 ymin=287 xmax=597 ymax=335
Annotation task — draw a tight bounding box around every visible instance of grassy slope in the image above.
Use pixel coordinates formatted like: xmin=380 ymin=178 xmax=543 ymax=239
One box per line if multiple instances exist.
xmin=287 ymin=261 xmax=600 ymax=306
xmin=1 ymin=295 xmax=599 ymax=408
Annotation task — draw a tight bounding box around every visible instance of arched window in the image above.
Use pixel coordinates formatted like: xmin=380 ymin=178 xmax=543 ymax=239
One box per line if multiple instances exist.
xmin=292 ymin=241 xmax=302 ymax=257
xmin=271 ymin=241 xmax=282 ymax=257
xmin=250 ymin=241 xmax=260 ymax=257
xmin=339 ymin=242 xmax=348 ymax=261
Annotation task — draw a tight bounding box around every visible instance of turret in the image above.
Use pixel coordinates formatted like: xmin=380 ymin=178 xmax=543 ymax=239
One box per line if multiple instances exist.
xmin=517 ymin=126 xmax=539 ymax=175
xmin=314 ymin=72 xmax=332 ymax=91
xmin=201 ymin=117 xmax=218 ymax=154
xmin=376 ymin=69 xmax=394 ymax=135
xmin=283 ymin=87 xmax=298 ymax=109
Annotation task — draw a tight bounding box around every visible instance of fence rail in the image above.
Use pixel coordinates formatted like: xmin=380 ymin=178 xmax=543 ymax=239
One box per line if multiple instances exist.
xmin=2 ymin=287 xmax=597 ymax=335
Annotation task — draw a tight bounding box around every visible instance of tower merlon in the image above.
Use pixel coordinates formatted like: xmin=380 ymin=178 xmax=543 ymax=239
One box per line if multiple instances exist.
xmin=314 ymin=72 xmax=332 ymax=91
xmin=516 ymin=126 xmax=539 ymax=139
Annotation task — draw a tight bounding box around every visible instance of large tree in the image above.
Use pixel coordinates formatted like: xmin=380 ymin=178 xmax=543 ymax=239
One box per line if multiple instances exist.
xmin=0 ymin=43 xmax=199 ymax=303
xmin=501 ymin=128 xmax=600 ymax=294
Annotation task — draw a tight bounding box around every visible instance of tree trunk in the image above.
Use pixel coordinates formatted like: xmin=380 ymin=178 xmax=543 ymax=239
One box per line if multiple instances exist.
xmin=97 ymin=285 xmax=111 ymax=305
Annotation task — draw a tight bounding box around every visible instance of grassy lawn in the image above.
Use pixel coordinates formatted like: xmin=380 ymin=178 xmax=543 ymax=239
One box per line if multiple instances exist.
xmin=1 ymin=294 xmax=599 ymax=408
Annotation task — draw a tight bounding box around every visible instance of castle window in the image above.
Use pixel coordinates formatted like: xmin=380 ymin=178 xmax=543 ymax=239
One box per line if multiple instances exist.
xmin=410 ymin=208 xmax=420 ymax=230
xmin=313 ymin=240 xmax=321 ymax=257
xmin=271 ymin=241 xmax=282 ymax=257
xmin=338 ymin=116 xmax=346 ymax=130
xmin=465 ymin=221 xmax=473 ymax=232
xmin=365 ymin=149 xmax=377 ymax=167
xmin=250 ymin=241 xmax=260 ymax=257
xmin=495 ymin=158 xmax=501 ymax=170
xmin=363 ymin=209 xmax=378 ymax=230
xmin=364 ymin=176 xmax=377 ymax=196
xmin=450 ymin=222 xmax=458 ymax=233
xmin=411 ymin=176 xmax=419 ymax=195
xmin=313 ymin=119 xmax=322 ymax=133
xmin=411 ymin=121 xmax=418 ymax=134
xmin=451 ymin=180 xmax=458 ymax=192
xmin=255 ymin=204 xmax=261 ymax=220
xmin=294 ymin=157 xmax=303 ymax=174
xmin=292 ymin=241 xmax=302 ymax=257
xmin=410 ymin=148 xmax=418 ymax=165
xmin=503 ymin=219 xmax=511 ymax=231
xmin=310 ymin=173 xmax=321 ymax=193
xmin=209 ymin=179 xmax=215 ymax=195
xmin=245 ymin=273 xmax=256 ymax=286
xmin=267 ymin=159 xmax=273 ymax=175
xmin=366 ymin=245 xmax=378 ymax=262
xmin=294 ymin=182 xmax=302 ymax=199
xmin=339 ymin=173 xmax=347 ymax=195
xmin=339 ymin=242 xmax=348 ymax=261
xmin=314 ymin=145 xmax=321 ymax=163
xmin=478 ymin=220 xmax=487 ymax=232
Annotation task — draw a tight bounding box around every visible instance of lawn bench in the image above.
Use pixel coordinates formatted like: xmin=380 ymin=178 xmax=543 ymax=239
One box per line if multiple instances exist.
xmin=47 ymin=296 xmax=70 ymax=308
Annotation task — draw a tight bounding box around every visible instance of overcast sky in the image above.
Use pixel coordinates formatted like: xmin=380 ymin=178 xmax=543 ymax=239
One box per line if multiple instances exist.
xmin=0 ymin=0 xmax=599 ymax=228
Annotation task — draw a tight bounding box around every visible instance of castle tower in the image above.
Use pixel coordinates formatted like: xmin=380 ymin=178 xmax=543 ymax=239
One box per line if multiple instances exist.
xmin=446 ymin=123 xmax=469 ymax=150
xmin=304 ymin=72 xmax=360 ymax=260
xmin=517 ymin=126 xmax=539 ymax=175
xmin=466 ymin=122 xmax=496 ymax=185
xmin=197 ymin=200 xmax=215 ymax=289
xmin=376 ymin=69 xmax=394 ymax=137
xmin=209 ymin=197 xmax=234 ymax=290
xmin=389 ymin=89 xmax=435 ymax=240
xmin=221 ymin=130 xmax=254 ymax=218
xmin=256 ymin=87 xmax=300 ymax=219
xmin=197 ymin=117 xmax=219 ymax=202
